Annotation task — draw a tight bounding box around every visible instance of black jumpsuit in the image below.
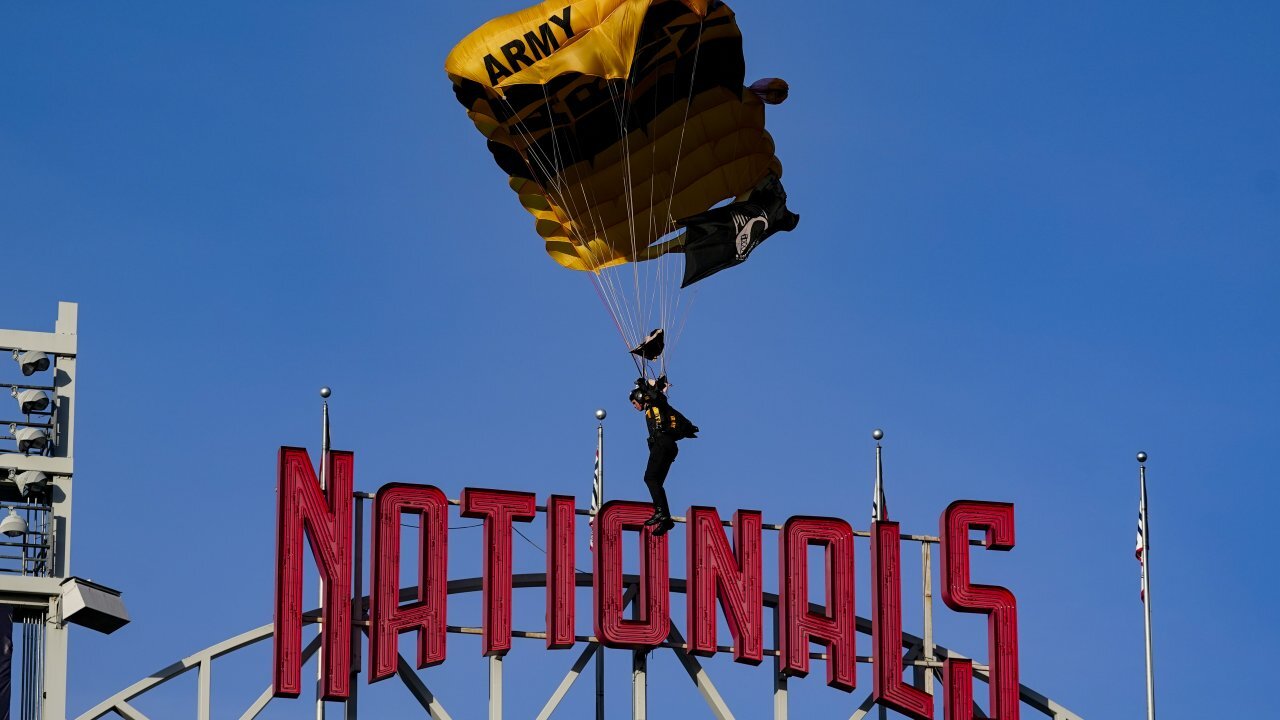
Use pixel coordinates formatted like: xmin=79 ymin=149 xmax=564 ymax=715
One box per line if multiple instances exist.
xmin=642 ymin=400 xmax=683 ymax=517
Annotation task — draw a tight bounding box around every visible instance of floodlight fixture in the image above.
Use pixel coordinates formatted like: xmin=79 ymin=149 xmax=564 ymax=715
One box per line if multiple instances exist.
xmin=0 ymin=508 xmax=26 ymax=538
xmin=11 ymin=350 xmax=50 ymax=377
xmin=12 ymin=387 xmax=50 ymax=414
xmin=60 ymin=578 xmax=130 ymax=634
xmin=10 ymin=470 xmax=48 ymax=497
xmin=10 ymin=424 xmax=49 ymax=453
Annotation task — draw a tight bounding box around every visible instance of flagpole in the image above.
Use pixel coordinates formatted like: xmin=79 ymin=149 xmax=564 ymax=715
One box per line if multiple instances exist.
xmin=317 ymin=387 xmax=332 ymax=720
xmin=872 ymin=428 xmax=886 ymax=523
xmin=593 ymin=408 xmax=606 ymax=720
xmin=1138 ymin=451 xmax=1155 ymax=720
xmin=871 ymin=428 xmax=887 ymax=720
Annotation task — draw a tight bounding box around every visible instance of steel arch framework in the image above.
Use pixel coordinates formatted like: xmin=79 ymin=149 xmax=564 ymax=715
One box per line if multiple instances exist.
xmin=76 ymin=572 xmax=1082 ymax=720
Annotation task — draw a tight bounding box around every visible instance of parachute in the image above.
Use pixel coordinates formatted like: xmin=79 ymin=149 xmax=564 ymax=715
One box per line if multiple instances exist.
xmin=447 ymin=0 xmax=798 ymax=377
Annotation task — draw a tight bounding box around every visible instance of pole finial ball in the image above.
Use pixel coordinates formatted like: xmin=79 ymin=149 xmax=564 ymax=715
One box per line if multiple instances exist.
xmin=872 ymin=428 xmax=884 ymax=441
xmin=1136 ymin=451 xmax=1147 ymax=464
xmin=595 ymin=409 xmax=607 ymax=420
xmin=320 ymin=387 xmax=332 ymax=399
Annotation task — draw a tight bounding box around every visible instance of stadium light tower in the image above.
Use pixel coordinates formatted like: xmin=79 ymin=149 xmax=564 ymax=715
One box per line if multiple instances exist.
xmin=0 ymin=302 xmax=128 ymax=720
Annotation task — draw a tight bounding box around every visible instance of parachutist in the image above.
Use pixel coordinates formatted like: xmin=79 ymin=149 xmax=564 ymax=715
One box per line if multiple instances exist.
xmin=630 ymin=377 xmax=698 ymax=537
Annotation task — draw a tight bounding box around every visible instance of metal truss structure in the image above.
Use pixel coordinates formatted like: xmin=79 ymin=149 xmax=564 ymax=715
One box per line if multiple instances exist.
xmin=78 ymin=500 xmax=1084 ymax=720
xmin=0 ymin=303 xmax=79 ymax=720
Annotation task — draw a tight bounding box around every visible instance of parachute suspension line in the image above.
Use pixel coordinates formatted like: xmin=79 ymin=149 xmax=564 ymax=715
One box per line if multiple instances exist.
xmin=578 ymin=86 xmax=643 ymax=351
xmin=495 ymin=92 xmax=637 ymax=356
xmin=603 ymin=79 xmax=652 ymax=362
xmin=623 ymin=80 xmax=656 ymax=353
xmin=592 ymin=80 xmax=638 ymax=345
xmin=642 ymin=69 xmax=668 ymax=360
xmin=565 ymin=101 xmax=639 ymax=354
xmin=657 ymin=15 xmax=706 ymax=378
xmin=649 ymin=77 xmax=672 ymax=370
xmin=591 ymin=270 xmax=635 ymax=358
xmin=608 ymin=79 xmax=647 ymax=355
xmin=496 ymin=90 xmax=630 ymax=350
xmin=670 ymin=287 xmax=698 ymax=368
xmin=533 ymin=84 xmax=637 ymax=354
xmin=558 ymin=125 xmax=640 ymax=358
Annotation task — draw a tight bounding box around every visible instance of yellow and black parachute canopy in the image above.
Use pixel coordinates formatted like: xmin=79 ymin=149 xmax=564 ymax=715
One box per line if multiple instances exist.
xmin=446 ymin=0 xmax=783 ymax=273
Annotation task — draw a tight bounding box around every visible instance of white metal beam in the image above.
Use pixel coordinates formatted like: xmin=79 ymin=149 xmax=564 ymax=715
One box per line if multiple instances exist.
xmin=112 ymin=701 xmax=151 ymax=720
xmin=535 ymin=642 xmax=600 ymax=720
xmin=396 ymin=654 xmax=454 ymax=720
xmin=77 ymin=573 xmax=1086 ymax=720
xmin=0 ymin=577 xmax=62 ymax=607
xmin=665 ymin=624 xmax=734 ymax=720
xmin=238 ymin=633 xmax=322 ymax=720
xmin=848 ymin=691 xmax=877 ymax=720
xmin=0 ymin=329 xmax=76 ymax=357
xmin=0 ymin=456 xmax=71 ymax=476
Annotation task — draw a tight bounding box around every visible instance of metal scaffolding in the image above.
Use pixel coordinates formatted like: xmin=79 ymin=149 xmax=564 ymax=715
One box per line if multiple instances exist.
xmin=0 ymin=303 xmax=79 ymax=720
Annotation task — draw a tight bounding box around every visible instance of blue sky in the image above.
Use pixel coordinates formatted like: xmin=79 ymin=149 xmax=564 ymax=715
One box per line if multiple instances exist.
xmin=2 ymin=0 xmax=1278 ymax=717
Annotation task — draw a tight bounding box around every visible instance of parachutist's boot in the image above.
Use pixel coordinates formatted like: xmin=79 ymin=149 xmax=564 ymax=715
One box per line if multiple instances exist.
xmin=644 ymin=509 xmax=669 ymax=526
xmin=653 ymin=515 xmax=677 ymax=537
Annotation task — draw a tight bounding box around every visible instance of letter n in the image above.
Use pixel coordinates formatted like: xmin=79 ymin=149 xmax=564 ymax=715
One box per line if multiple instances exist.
xmin=941 ymin=500 xmax=1019 ymax=720
xmin=273 ymin=447 xmax=353 ymax=698
xmin=779 ymin=516 xmax=856 ymax=691
xmin=686 ymin=507 xmax=762 ymax=663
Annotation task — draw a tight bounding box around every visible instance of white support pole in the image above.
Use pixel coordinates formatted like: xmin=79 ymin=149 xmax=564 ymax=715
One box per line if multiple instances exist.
xmin=773 ymin=605 xmax=787 ymax=720
xmin=631 ymin=648 xmax=647 ymax=720
xmin=51 ymin=301 xmax=77 ymax=576
xmin=922 ymin=542 xmax=935 ymax=695
xmin=40 ymin=303 xmax=77 ymax=720
xmin=490 ymin=655 xmax=504 ymax=720
xmin=197 ymin=659 xmax=212 ymax=720
xmin=631 ymin=581 xmax=647 ymax=720
xmin=595 ymin=646 xmax=606 ymax=720
xmin=42 ymin=554 xmax=69 ymax=716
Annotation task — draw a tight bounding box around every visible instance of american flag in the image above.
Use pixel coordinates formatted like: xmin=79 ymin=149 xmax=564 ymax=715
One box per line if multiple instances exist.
xmin=589 ymin=446 xmax=602 ymax=549
xmin=1136 ymin=490 xmax=1147 ymax=602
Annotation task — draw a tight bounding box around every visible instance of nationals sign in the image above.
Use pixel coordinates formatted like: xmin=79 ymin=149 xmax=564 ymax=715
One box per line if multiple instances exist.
xmin=272 ymin=447 xmax=1021 ymax=720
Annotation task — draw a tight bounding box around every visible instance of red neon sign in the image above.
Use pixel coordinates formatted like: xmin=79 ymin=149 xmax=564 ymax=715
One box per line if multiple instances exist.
xmin=272 ymin=449 xmax=1021 ymax=710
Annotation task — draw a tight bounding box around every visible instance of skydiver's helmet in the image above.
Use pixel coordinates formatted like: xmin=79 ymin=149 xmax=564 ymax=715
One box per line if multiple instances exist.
xmin=629 ymin=387 xmax=648 ymax=406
